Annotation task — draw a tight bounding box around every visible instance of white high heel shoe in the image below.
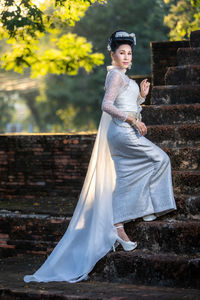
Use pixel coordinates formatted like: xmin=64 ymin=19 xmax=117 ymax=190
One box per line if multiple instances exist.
xmin=143 ymin=214 xmax=157 ymax=221
xmin=113 ymin=225 xmax=137 ymax=252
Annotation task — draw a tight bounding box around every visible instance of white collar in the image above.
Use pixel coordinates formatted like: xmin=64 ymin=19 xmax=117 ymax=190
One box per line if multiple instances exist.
xmin=106 ymin=65 xmax=127 ymax=73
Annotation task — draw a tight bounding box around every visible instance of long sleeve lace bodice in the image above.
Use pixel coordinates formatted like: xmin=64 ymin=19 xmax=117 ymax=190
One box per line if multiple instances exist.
xmin=101 ymin=69 xmax=129 ymax=121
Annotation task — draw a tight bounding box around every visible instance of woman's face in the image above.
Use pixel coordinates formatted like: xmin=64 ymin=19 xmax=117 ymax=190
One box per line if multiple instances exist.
xmin=111 ymin=44 xmax=132 ymax=70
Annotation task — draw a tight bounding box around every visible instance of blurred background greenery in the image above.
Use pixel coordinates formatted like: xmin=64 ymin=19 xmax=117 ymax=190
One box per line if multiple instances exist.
xmin=0 ymin=0 xmax=199 ymax=133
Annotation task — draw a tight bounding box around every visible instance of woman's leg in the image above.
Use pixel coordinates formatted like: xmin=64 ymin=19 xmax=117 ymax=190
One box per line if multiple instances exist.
xmin=114 ymin=222 xmax=130 ymax=241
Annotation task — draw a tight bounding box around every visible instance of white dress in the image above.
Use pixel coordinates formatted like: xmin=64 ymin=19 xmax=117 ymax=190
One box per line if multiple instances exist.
xmin=24 ymin=65 xmax=176 ymax=283
xmin=102 ymin=66 xmax=176 ymax=224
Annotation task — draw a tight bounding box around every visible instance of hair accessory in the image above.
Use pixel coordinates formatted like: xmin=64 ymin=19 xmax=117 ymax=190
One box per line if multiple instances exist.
xmin=107 ymin=31 xmax=136 ymax=51
xmin=107 ymin=44 xmax=111 ymax=51
xmin=115 ymin=31 xmax=136 ymax=45
xmin=129 ymin=33 xmax=136 ymax=45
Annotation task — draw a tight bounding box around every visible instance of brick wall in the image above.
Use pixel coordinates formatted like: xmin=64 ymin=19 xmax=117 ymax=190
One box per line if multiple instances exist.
xmin=0 ymin=133 xmax=96 ymax=201
xmin=151 ymin=40 xmax=190 ymax=86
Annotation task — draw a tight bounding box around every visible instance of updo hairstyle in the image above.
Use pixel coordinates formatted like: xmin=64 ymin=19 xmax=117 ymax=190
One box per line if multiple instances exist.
xmin=107 ymin=30 xmax=136 ymax=53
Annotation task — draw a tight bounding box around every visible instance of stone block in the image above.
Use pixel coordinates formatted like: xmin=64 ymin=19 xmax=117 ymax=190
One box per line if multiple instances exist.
xmin=142 ymin=103 xmax=200 ymax=124
xmin=151 ymin=85 xmax=200 ymax=105
xmin=146 ymin=124 xmax=200 ymax=147
xmin=126 ymin=220 xmax=200 ymax=254
xmin=173 ymin=194 xmax=200 ymax=219
xmin=165 ymin=65 xmax=200 ymax=85
xmin=177 ymin=48 xmax=200 ymax=66
xmin=172 ymin=170 xmax=200 ymax=194
xmin=1 ymin=254 xmax=200 ymax=299
xmin=91 ymin=250 xmax=200 ymax=289
xmin=163 ymin=146 xmax=200 ymax=171
xmin=0 ymin=211 xmax=70 ymax=257
xmin=151 ymin=40 xmax=189 ymax=86
xmin=190 ymin=30 xmax=200 ymax=48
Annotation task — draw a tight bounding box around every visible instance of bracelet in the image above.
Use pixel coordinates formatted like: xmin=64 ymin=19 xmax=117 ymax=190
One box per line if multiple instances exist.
xmin=138 ymin=93 xmax=146 ymax=104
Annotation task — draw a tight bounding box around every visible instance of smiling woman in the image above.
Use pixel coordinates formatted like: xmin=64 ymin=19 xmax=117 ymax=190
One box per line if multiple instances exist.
xmin=24 ymin=29 xmax=177 ymax=283
xmin=111 ymin=44 xmax=132 ymax=70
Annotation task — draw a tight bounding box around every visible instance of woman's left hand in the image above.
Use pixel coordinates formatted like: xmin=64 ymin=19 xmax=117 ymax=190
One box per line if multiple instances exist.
xmin=140 ymin=79 xmax=150 ymax=98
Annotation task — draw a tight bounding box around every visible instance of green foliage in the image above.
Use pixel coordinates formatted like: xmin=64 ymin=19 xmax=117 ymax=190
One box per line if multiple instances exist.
xmin=164 ymin=0 xmax=200 ymax=40
xmin=0 ymin=0 xmax=106 ymax=76
xmin=0 ymin=0 xmax=44 ymax=38
xmin=0 ymin=0 xmax=171 ymax=132
xmin=32 ymin=0 xmax=170 ymax=131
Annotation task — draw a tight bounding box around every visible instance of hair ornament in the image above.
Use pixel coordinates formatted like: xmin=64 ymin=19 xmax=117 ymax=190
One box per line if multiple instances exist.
xmin=107 ymin=31 xmax=136 ymax=51
xmin=129 ymin=33 xmax=136 ymax=45
xmin=107 ymin=44 xmax=112 ymax=51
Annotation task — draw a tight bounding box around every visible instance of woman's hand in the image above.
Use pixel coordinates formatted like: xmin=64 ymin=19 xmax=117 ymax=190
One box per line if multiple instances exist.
xmin=140 ymin=79 xmax=150 ymax=98
xmin=135 ymin=120 xmax=147 ymax=136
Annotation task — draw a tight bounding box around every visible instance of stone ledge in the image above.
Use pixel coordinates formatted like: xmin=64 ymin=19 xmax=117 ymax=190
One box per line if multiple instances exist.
xmin=1 ymin=208 xmax=200 ymax=258
xmin=165 ymin=65 xmax=200 ymax=85
xmin=172 ymin=170 xmax=200 ymax=194
xmin=142 ymin=103 xmax=200 ymax=124
xmin=91 ymin=250 xmax=200 ymax=289
xmin=151 ymin=85 xmax=200 ymax=105
xmin=177 ymin=48 xmax=200 ymax=66
xmin=1 ymin=255 xmax=200 ymax=300
xmin=125 ymin=219 xmax=200 ymax=254
xmin=164 ymin=146 xmax=200 ymax=170
xmin=146 ymin=124 xmax=200 ymax=147
xmin=190 ymin=30 xmax=200 ymax=48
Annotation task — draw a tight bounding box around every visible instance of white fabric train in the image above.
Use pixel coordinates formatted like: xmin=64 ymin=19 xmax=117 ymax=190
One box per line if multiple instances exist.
xmin=24 ymin=111 xmax=118 ymax=283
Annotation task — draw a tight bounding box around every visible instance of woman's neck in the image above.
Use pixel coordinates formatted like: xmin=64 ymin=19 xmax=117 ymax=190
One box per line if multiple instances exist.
xmin=107 ymin=65 xmax=127 ymax=73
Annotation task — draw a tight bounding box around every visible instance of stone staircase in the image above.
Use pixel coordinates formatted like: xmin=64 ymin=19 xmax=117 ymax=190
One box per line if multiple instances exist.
xmin=0 ymin=31 xmax=200 ymax=298
xmin=89 ymin=30 xmax=200 ymax=289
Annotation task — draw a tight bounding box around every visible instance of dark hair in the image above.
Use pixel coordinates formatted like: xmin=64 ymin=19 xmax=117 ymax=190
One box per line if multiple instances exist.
xmin=108 ymin=30 xmax=135 ymax=52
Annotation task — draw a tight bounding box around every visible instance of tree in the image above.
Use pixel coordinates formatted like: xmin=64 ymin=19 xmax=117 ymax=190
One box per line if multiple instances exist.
xmin=33 ymin=0 xmax=170 ymax=132
xmin=0 ymin=0 xmax=171 ymax=132
xmin=0 ymin=0 xmax=106 ymax=77
xmin=164 ymin=0 xmax=200 ymax=40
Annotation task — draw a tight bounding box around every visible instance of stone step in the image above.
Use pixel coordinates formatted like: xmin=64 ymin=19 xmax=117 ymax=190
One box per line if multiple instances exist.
xmin=125 ymin=220 xmax=200 ymax=255
xmin=0 ymin=211 xmax=70 ymax=257
xmin=0 ymin=191 xmax=199 ymax=224
xmin=164 ymin=147 xmax=200 ymax=171
xmin=165 ymin=65 xmax=200 ymax=85
xmin=1 ymin=200 xmax=200 ymax=258
xmin=1 ymin=255 xmax=200 ymax=300
xmin=172 ymin=170 xmax=200 ymax=194
xmin=173 ymin=194 xmax=200 ymax=219
xmin=142 ymin=103 xmax=200 ymax=125
xmin=177 ymin=47 xmax=200 ymax=66
xmin=190 ymin=30 xmax=200 ymax=48
xmin=146 ymin=123 xmax=200 ymax=147
xmin=151 ymin=85 xmax=200 ymax=105
xmin=0 ymin=196 xmax=77 ymax=217
xmin=91 ymin=250 xmax=200 ymax=289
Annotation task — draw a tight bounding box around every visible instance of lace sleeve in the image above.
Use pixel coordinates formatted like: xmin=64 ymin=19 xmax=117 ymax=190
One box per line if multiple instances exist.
xmin=101 ymin=70 xmax=129 ymax=121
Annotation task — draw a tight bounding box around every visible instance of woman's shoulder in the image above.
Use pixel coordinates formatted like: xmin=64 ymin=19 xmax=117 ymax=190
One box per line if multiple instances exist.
xmin=106 ymin=68 xmax=129 ymax=83
xmin=105 ymin=69 xmax=129 ymax=92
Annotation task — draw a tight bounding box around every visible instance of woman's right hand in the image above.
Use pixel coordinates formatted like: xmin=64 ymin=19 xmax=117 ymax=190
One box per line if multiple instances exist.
xmin=135 ymin=121 xmax=147 ymax=136
xmin=126 ymin=115 xmax=147 ymax=136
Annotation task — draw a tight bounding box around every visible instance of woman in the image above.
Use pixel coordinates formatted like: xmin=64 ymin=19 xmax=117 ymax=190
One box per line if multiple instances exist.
xmin=24 ymin=30 xmax=176 ymax=284
xmin=103 ymin=30 xmax=176 ymax=247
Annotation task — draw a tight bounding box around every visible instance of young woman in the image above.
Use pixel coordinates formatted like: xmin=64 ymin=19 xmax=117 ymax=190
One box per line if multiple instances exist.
xmin=24 ymin=30 xmax=176 ymax=284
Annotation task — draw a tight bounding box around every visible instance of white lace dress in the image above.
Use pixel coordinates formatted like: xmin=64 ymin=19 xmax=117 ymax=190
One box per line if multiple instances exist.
xmin=102 ymin=65 xmax=176 ymax=224
xmin=24 ymin=65 xmax=176 ymax=284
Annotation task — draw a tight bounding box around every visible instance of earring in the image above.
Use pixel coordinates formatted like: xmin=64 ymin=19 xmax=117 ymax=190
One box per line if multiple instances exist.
xmin=128 ymin=62 xmax=132 ymax=70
